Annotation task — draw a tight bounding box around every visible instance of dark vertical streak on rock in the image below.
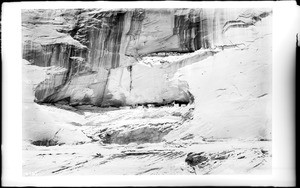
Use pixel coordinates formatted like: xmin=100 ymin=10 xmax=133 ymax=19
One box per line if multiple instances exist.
xmin=75 ymin=11 xmax=126 ymax=69
xmin=125 ymin=9 xmax=145 ymax=58
xmin=174 ymin=14 xmax=201 ymax=51
xmin=62 ymin=47 xmax=72 ymax=84
xmin=173 ymin=10 xmax=212 ymax=51
xmin=110 ymin=13 xmax=125 ymax=69
xmin=46 ymin=46 xmax=55 ymax=67
xmin=127 ymin=9 xmax=145 ymax=36
xmin=212 ymin=10 xmax=217 ymax=46
xmin=100 ymin=69 xmax=111 ymax=106
xmin=127 ymin=65 xmax=133 ymax=92
xmin=174 ymin=15 xmax=189 ymax=51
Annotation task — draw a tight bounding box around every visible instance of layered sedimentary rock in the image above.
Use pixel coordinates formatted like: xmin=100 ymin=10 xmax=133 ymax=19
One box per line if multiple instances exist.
xmin=22 ymin=8 xmax=272 ymax=107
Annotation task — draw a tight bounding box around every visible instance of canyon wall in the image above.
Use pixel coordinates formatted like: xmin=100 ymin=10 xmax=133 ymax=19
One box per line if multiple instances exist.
xmin=22 ymin=8 xmax=272 ymax=108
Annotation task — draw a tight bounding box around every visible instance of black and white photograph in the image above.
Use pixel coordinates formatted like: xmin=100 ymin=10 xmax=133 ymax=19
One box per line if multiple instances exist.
xmin=2 ymin=1 xmax=298 ymax=186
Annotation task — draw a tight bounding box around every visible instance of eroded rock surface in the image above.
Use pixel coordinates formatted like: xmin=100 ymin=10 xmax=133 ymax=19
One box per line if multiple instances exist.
xmin=22 ymin=8 xmax=272 ymax=107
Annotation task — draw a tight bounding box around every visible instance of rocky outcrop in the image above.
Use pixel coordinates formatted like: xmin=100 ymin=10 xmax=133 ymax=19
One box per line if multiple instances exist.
xmin=22 ymin=8 xmax=272 ymax=107
xmin=185 ymin=152 xmax=209 ymax=166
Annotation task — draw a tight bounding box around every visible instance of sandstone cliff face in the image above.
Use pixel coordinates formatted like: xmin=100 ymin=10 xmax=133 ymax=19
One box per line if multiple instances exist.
xmin=22 ymin=8 xmax=272 ymax=109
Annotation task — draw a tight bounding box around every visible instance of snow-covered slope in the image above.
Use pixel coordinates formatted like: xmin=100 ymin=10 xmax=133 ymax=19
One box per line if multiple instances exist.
xmin=22 ymin=60 xmax=90 ymax=145
xmin=172 ymin=34 xmax=272 ymax=140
